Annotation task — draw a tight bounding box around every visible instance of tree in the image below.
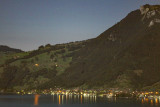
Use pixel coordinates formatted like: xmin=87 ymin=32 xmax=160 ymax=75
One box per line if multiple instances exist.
xmin=45 ymin=44 xmax=51 ymax=48
xmin=38 ymin=45 xmax=44 ymax=50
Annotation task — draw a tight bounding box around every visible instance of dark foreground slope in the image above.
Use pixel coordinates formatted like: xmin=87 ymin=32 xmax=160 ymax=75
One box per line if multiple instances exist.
xmin=57 ymin=4 xmax=160 ymax=90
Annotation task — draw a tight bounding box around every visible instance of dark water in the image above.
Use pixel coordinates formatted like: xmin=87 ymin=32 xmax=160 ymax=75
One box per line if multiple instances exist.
xmin=0 ymin=94 xmax=159 ymax=107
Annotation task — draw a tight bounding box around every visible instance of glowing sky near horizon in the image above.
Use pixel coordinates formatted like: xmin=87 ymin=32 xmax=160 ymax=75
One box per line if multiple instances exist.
xmin=0 ymin=0 xmax=160 ymax=51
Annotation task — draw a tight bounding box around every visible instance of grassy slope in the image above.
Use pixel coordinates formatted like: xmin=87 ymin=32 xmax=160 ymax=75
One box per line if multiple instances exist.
xmin=0 ymin=52 xmax=29 ymax=65
xmin=0 ymin=41 xmax=85 ymax=91
xmin=10 ymin=49 xmax=72 ymax=75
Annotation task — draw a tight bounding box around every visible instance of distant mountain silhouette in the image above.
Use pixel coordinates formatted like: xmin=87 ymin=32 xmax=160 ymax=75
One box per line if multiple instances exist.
xmin=0 ymin=45 xmax=23 ymax=53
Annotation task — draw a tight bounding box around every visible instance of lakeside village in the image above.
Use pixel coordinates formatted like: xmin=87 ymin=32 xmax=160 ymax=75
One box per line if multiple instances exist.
xmin=13 ymin=88 xmax=160 ymax=99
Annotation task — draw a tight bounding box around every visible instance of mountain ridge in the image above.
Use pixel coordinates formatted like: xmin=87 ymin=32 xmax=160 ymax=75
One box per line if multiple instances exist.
xmin=56 ymin=4 xmax=160 ymax=90
xmin=0 ymin=4 xmax=160 ymax=91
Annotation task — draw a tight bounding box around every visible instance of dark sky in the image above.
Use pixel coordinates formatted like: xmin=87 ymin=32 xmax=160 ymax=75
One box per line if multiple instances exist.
xmin=0 ymin=0 xmax=160 ymax=51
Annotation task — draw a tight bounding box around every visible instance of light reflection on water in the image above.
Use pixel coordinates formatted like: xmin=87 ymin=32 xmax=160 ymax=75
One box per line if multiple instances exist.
xmin=33 ymin=94 xmax=160 ymax=106
xmin=1 ymin=94 xmax=160 ymax=107
xmin=58 ymin=95 xmax=61 ymax=105
xmin=34 ymin=94 xmax=40 ymax=106
xmin=51 ymin=94 xmax=160 ymax=106
xmin=50 ymin=94 xmax=98 ymax=105
xmin=140 ymin=97 xmax=160 ymax=106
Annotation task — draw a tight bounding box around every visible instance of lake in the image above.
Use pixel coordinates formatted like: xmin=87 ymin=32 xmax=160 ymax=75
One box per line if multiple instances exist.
xmin=0 ymin=94 xmax=159 ymax=107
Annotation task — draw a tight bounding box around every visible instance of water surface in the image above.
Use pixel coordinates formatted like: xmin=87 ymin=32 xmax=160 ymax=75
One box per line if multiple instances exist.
xmin=0 ymin=94 xmax=159 ymax=107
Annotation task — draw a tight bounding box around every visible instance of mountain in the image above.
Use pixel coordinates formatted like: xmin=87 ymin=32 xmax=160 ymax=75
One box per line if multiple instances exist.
xmin=0 ymin=4 xmax=160 ymax=92
xmin=0 ymin=45 xmax=23 ymax=53
xmin=0 ymin=41 xmax=87 ymax=91
xmin=56 ymin=4 xmax=160 ymax=90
